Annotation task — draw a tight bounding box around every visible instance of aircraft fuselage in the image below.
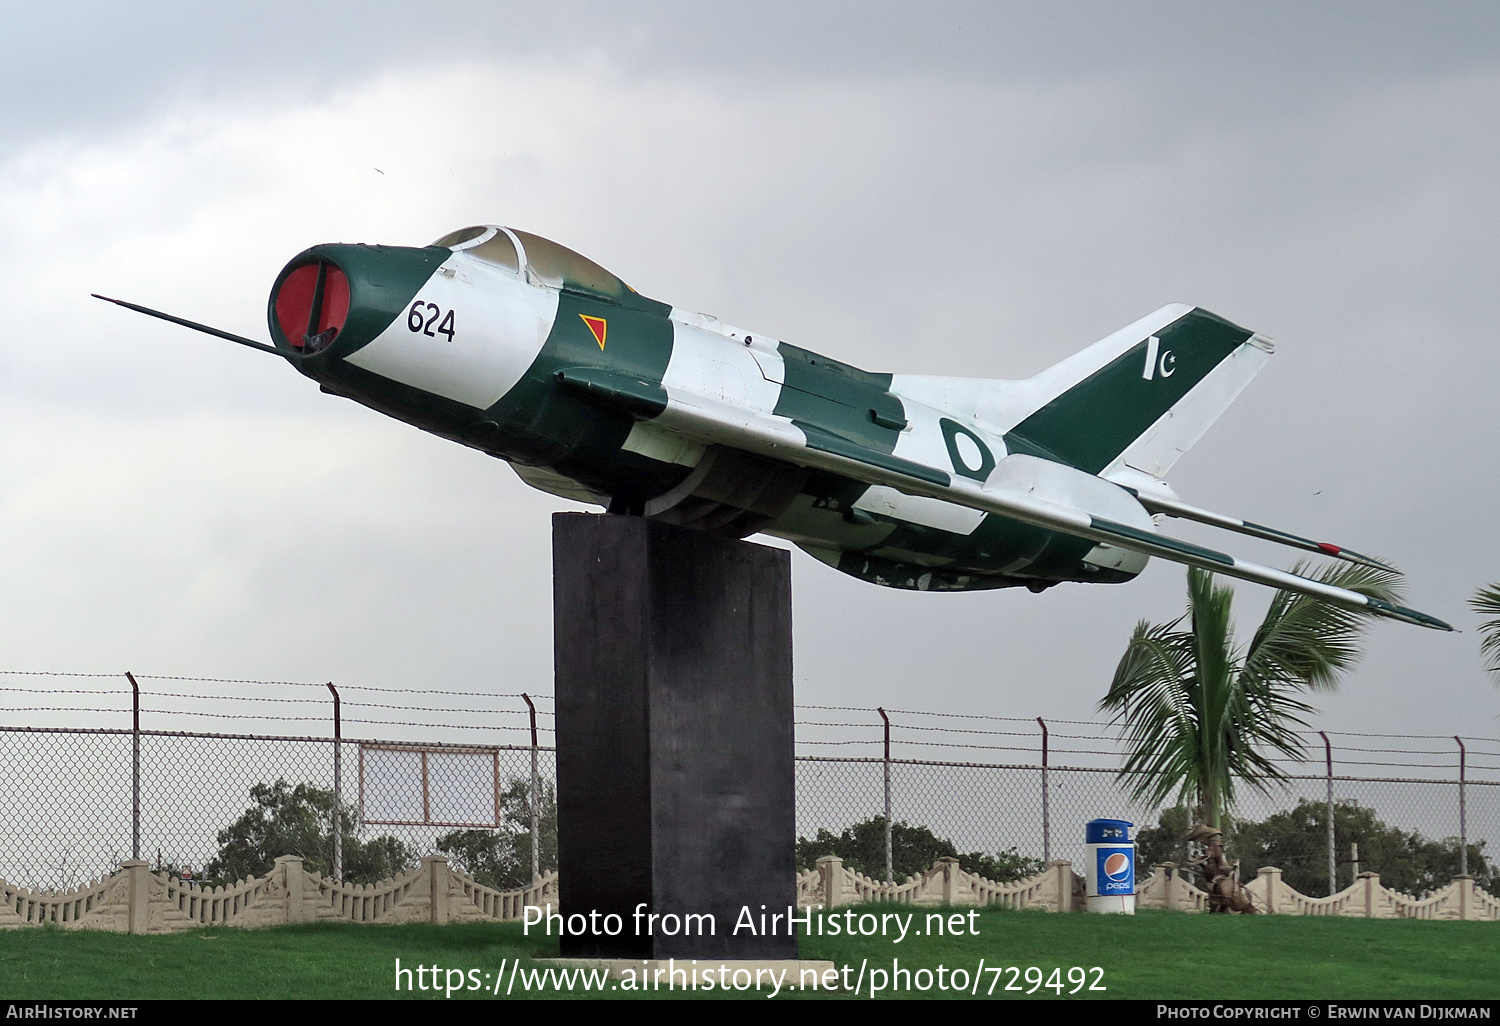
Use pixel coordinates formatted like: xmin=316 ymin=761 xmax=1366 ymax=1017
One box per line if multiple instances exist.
xmin=270 ymin=227 xmax=1146 ymax=592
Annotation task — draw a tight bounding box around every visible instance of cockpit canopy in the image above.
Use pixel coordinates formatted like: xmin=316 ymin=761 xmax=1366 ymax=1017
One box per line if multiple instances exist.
xmin=431 ymin=225 xmax=630 ymax=302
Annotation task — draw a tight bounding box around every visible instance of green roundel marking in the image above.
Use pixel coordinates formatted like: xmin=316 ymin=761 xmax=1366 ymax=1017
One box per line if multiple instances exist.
xmin=940 ymin=418 xmax=996 ymax=481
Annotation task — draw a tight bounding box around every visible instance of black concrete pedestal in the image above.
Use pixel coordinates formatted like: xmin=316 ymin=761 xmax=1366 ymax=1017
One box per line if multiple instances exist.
xmin=553 ymin=512 xmax=796 ymax=959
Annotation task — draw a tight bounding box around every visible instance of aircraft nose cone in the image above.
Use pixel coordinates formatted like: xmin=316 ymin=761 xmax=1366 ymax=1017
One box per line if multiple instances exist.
xmin=267 ymin=243 xmax=452 ymax=359
xmin=272 ymin=260 xmax=350 ymax=354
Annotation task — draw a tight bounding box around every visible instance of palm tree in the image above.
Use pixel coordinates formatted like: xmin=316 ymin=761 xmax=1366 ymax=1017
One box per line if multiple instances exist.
xmin=1470 ymin=584 xmax=1500 ymax=682
xmin=1100 ymin=562 xmax=1401 ymax=829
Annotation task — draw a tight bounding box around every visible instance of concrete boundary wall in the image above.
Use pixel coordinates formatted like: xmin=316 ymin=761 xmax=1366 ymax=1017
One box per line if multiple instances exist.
xmin=0 ymin=856 xmax=558 ymax=934
xmin=1137 ymin=863 xmax=1500 ymax=920
xmin=805 ymin=855 xmax=1075 ymax=912
xmin=3 ymin=855 xmax=1496 ymax=932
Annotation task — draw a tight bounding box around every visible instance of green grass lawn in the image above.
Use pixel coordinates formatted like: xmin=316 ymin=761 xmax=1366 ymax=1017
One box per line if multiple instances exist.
xmin=1 ymin=905 xmax=1496 ymax=1000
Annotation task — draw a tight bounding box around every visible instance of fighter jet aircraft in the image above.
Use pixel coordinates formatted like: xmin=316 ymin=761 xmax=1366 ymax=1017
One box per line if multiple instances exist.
xmin=96 ymin=224 xmax=1451 ymax=629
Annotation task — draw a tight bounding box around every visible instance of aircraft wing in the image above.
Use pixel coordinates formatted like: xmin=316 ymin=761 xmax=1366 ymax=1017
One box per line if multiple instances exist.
xmin=1121 ymin=489 xmax=1396 ymax=571
xmin=555 ymin=367 xmax=1453 ymax=631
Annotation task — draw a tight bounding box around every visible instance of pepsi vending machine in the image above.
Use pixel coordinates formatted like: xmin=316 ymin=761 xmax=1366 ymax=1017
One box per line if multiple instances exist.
xmin=1084 ymin=818 xmax=1135 ymax=914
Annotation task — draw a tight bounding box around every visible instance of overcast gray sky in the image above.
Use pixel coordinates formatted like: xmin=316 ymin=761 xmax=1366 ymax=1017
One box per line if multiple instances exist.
xmin=2 ymin=1 xmax=1499 ymax=745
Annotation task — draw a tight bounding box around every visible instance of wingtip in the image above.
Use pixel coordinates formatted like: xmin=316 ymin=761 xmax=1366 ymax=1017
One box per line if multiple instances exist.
xmin=1342 ymin=549 xmax=1401 ymax=573
xmin=1402 ymin=613 xmax=1457 ymax=633
xmin=1366 ymin=597 xmax=1455 ymax=632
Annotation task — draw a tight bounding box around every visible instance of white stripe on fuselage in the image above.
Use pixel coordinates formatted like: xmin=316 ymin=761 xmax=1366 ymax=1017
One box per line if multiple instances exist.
xmin=344 ymin=253 xmax=558 ymax=409
xmin=657 ymin=307 xmax=1007 ymax=540
xmin=661 ymin=319 xmax=782 ymax=410
xmin=855 ymin=398 xmax=989 ymax=536
xmin=653 ymin=305 xmax=1132 ymax=561
xmin=622 ymin=311 xmax=789 ymax=462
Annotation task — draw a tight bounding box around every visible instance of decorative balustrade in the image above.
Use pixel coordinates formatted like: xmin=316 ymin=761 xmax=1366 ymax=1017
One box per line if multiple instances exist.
xmin=2 ymin=856 xmax=1494 ymax=933
xmin=0 ymin=872 xmax=123 ymax=929
xmin=806 ymin=855 xmax=1075 ymax=912
xmin=159 ymin=863 xmax=286 ymax=928
xmin=1135 ymin=864 xmax=1211 ymax=912
xmin=0 ymin=856 xmax=558 ymax=934
xmin=448 ymin=865 xmax=558 ymax=922
xmin=1136 ymin=864 xmax=1500 ymax=921
xmin=794 ymin=867 xmax=822 ymax=907
xmin=307 ymin=861 xmax=427 ymax=924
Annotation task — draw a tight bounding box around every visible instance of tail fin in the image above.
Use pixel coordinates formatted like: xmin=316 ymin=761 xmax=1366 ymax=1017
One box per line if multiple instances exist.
xmin=1003 ymin=304 xmax=1273 ymax=476
xmin=896 ymin=304 xmax=1273 ymax=480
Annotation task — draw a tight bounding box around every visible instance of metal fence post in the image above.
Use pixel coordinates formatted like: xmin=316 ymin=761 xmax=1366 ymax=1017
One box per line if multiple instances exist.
xmin=327 ymin=682 xmax=342 ymax=881
xmin=1320 ymin=730 xmax=1335 ymax=895
xmin=878 ymin=707 xmax=892 ymax=885
xmin=1456 ymin=736 xmax=1468 ymax=878
xmin=1037 ymin=717 xmax=1050 ymax=864
xmin=126 ymin=671 xmax=140 ymax=861
xmin=522 ymin=693 xmax=540 ymax=881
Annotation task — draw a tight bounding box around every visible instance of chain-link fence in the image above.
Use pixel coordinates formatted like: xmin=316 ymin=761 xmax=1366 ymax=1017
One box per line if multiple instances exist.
xmin=1 ymin=671 xmax=1495 ymax=896
xmin=794 ymin=754 xmax=1498 ymax=889
xmin=0 ymin=726 xmax=558 ymax=890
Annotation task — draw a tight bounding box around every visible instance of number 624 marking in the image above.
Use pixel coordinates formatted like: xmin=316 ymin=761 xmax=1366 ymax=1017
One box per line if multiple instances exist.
xmin=407 ymin=300 xmax=456 ymax=342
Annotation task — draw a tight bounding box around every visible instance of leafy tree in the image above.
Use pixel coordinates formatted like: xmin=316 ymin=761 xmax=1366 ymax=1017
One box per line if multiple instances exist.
xmin=966 ymin=846 xmax=1049 ymax=884
xmin=1470 ymin=584 xmax=1500 ymax=682
xmin=1232 ymin=798 xmax=1492 ymax=898
xmin=1101 ymin=563 xmax=1399 ymax=829
xmin=795 ymin=816 xmax=1045 ymax=883
xmin=204 ymin=779 xmax=414 ymax=886
xmin=436 ymin=778 xmax=557 ymax=890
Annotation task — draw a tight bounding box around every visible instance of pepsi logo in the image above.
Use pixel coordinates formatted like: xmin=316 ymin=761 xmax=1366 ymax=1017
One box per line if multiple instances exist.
xmin=1103 ymin=852 xmax=1131 ymax=881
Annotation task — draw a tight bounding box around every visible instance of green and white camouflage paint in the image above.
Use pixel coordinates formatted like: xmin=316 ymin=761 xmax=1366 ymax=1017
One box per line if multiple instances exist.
xmin=97 ymin=224 xmax=1451 ymax=630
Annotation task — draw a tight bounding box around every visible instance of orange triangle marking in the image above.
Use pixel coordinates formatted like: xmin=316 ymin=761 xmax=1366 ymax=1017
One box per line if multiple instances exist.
xmin=579 ymin=314 xmax=607 ymax=350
